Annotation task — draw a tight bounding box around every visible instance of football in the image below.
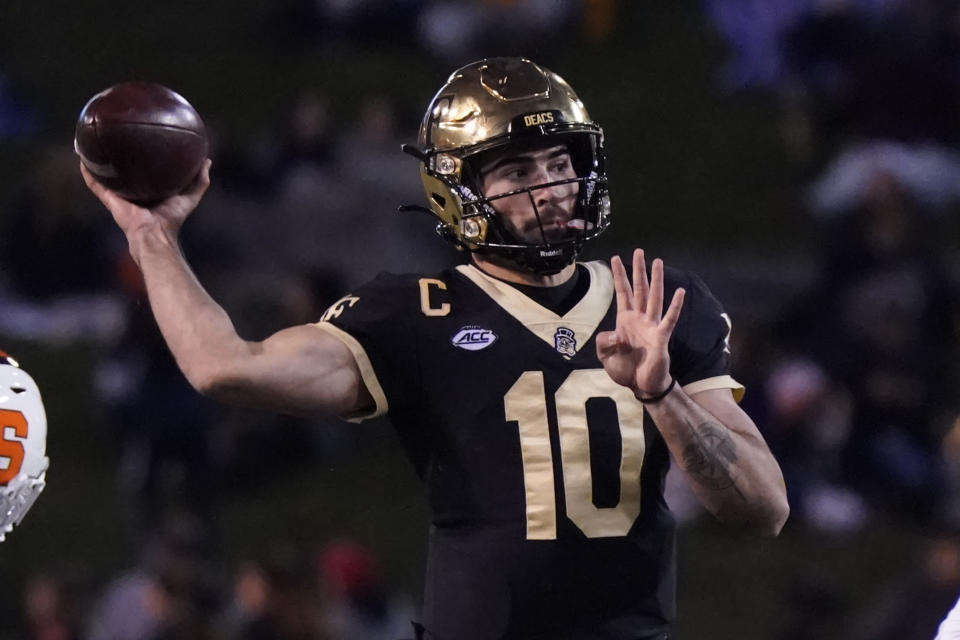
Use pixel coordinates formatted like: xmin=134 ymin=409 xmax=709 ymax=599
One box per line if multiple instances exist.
xmin=74 ymin=82 xmax=208 ymax=204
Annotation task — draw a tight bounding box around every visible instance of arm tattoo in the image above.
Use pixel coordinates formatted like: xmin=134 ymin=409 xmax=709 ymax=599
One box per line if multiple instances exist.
xmin=681 ymin=421 xmax=743 ymax=498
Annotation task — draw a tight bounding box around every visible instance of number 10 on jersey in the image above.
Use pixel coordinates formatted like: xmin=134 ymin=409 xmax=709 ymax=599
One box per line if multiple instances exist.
xmin=505 ymin=369 xmax=646 ymax=540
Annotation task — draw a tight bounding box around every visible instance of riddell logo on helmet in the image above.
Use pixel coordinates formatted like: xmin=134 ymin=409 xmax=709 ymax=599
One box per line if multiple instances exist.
xmin=523 ymin=112 xmax=554 ymax=127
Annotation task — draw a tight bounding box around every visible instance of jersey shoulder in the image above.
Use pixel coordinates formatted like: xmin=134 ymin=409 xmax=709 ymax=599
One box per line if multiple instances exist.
xmin=319 ymin=268 xmax=461 ymax=327
xmin=662 ymin=266 xmax=735 ymax=386
xmin=663 ymin=265 xmax=726 ymax=329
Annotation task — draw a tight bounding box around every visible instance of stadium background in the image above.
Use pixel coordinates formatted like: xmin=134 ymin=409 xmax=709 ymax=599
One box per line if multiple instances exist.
xmin=1 ymin=1 xmax=959 ymax=638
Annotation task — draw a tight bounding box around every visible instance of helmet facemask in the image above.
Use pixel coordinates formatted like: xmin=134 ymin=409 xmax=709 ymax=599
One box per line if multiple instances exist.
xmin=454 ymin=132 xmax=609 ymax=275
xmin=405 ymin=57 xmax=611 ymax=275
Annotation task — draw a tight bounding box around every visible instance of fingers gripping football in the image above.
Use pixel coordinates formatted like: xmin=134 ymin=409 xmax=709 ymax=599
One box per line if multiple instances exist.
xmin=81 ymin=158 xmax=212 ymax=239
xmin=596 ymin=249 xmax=685 ymax=398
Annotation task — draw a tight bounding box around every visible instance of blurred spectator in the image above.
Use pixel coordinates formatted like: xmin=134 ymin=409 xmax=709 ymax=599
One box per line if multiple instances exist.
xmin=0 ymin=147 xmax=118 ymax=301
xmin=0 ymin=72 xmax=38 ymax=138
xmin=824 ymin=171 xmax=956 ymax=520
xmin=207 ymin=269 xmax=356 ymax=487
xmin=776 ymin=166 xmax=959 ymax=525
xmin=287 ymin=0 xmax=425 ymax=46
xmin=219 ymin=543 xmax=329 ymax=640
xmin=242 ymin=89 xmax=336 ymax=199
xmin=270 ymin=92 xmax=455 ymax=292
xmin=0 ymin=146 xmax=126 ymax=344
xmin=762 ymin=355 xmax=865 ymax=532
xmin=218 ymin=560 xmax=270 ymax=638
xmin=706 ymin=0 xmax=960 ymax=164
xmin=287 ymin=0 xmax=584 ymax=59
xmin=21 ymin=570 xmax=87 ymax=640
xmin=849 ymin=529 xmax=960 ymax=640
xmin=317 ymin=540 xmax=414 ymax=640
xmin=703 ymin=0 xmax=813 ymax=89
xmin=416 ymin=0 xmax=582 ymax=60
xmin=808 ymin=141 xmax=960 ymax=217
xmin=775 ymin=578 xmax=847 ymax=640
xmin=86 ymin=515 xmax=221 ymax=640
xmin=96 ymin=292 xmax=221 ymax=541
xmin=782 ymin=0 xmax=960 ymax=146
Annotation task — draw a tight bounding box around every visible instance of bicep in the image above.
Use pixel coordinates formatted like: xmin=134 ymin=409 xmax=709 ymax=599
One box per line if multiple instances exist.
xmin=210 ymin=323 xmax=372 ymax=417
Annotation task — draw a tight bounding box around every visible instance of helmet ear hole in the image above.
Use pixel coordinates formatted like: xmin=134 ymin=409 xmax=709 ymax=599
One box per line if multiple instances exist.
xmin=431 ymin=193 xmax=446 ymax=208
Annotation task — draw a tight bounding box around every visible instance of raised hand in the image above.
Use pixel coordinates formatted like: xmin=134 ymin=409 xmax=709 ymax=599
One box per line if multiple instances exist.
xmin=80 ymin=159 xmax=212 ymax=240
xmin=596 ymin=249 xmax=685 ymax=399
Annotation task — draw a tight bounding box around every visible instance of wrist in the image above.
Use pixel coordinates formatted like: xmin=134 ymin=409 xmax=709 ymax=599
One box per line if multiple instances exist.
xmin=127 ymin=222 xmax=180 ymax=265
xmin=635 ymin=377 xmax=676 ymax=404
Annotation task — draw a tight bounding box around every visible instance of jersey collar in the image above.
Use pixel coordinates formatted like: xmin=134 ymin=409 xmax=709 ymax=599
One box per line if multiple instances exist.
xmin=455 ymin=261 xmax=614 ymax=358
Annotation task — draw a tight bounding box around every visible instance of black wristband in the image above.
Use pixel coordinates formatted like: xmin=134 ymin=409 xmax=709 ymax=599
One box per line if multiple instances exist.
xmin=637 ymin=377 xmax=676 ymax=404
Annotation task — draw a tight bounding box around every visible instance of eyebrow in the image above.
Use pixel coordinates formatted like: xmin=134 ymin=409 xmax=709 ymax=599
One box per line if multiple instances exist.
xmin=480 ymin=146 xmax=570 ymax=176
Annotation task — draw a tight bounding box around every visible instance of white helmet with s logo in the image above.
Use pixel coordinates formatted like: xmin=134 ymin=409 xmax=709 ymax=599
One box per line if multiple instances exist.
xmin=0 ymin=351 xmax=48 ymax=542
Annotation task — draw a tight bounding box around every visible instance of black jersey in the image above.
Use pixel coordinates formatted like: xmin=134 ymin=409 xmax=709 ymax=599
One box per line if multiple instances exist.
xmin=317 ymin=261 xmax=741 ymax=640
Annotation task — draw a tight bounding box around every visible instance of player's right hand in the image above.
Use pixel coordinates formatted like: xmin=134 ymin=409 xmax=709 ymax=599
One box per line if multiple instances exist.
xmin=80 ymin=158 xmax=211 ymax=239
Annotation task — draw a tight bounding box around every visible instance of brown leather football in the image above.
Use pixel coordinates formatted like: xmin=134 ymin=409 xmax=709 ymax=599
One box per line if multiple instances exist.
xmin=74 ymin=82 xmax=208 ymax=204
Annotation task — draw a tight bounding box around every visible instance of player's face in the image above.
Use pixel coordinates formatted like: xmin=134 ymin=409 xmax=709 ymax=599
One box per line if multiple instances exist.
xmin=479 ymin=144 xmax=580 ymax=244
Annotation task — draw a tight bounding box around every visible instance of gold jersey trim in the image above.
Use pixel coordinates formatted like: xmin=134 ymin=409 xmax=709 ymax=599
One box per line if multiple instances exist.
xmin=682 ymin=375 xmax=745 ymax=403
xmin=455 ymin=262 xmax=614 ymax=359
xmin=313 ymin=322 xmax=389 ymax=423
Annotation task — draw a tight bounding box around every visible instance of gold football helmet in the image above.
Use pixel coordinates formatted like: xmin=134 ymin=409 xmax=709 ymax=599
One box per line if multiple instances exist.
xmin=403 ymin=57 xmax=610 ymax=274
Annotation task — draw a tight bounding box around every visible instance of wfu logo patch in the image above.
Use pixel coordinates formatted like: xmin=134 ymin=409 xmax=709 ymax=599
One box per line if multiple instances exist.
xmin=554 ymin=327 xmax=577 ymax=357
xmin=451 ymin=326 xmax=498 ymax=351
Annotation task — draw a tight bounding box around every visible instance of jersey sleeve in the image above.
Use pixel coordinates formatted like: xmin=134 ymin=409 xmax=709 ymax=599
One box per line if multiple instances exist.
xmin=313 ymin=273 xmax=420 ymax=422
xmin=669 ymin=271 xmax=744 ymax=401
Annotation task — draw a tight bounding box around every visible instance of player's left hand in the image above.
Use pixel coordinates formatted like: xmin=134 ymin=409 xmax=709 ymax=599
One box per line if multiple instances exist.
xmin=596 ymin=249 xmax=685 ymax=399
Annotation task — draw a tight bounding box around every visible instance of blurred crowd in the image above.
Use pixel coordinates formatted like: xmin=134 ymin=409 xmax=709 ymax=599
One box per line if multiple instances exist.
xmin=703 ymin=1 xmax=960 ymax=638
xmin=19 ymin=517 xmax=415 ymax=640
xmin=1 ymin=0 xmax=960 ymax=639
xmin=701 ymin=0 xmax=960 ymax=535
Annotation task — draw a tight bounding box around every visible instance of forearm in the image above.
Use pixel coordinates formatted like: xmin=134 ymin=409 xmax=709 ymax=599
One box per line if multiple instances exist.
xmin=126 ymin=225 xmax=370 ymax=417
xmin=128 ymin=225 xmax=250 ymax=392
xmin=644 ymin=386 xmax=789 ymax=535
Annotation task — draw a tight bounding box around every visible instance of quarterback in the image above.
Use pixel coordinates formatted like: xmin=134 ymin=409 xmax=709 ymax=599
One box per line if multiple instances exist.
xmin=82 ymin=58 xmax=788 ymax=639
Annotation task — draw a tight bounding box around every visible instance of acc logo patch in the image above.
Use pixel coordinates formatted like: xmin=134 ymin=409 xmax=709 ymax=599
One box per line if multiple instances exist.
xmin=554 ymin=327 xmax=577 ymax=357
xmin=451 ymin=326 xmax=498 ymax=351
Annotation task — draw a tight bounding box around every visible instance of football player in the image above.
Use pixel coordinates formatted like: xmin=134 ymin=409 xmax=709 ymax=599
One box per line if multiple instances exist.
xmin=0 ymin=351 xmax=48 ymax=543
xmin=81 ymin=57 xmax=789 ymax=639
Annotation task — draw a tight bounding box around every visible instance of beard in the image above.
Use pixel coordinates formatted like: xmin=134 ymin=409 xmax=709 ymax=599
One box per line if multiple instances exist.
xmin=513 ymin=205 xmax=578 ymax=244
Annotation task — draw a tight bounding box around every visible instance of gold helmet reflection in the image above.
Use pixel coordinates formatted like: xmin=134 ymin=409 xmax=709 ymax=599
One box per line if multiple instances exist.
xmin=404 ymin=57 xmax=610 ymax=274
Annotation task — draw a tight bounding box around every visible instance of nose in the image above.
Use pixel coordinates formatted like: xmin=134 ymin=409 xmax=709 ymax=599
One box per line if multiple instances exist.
xmin=532 ymin=173 xmax=571 ymax=208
